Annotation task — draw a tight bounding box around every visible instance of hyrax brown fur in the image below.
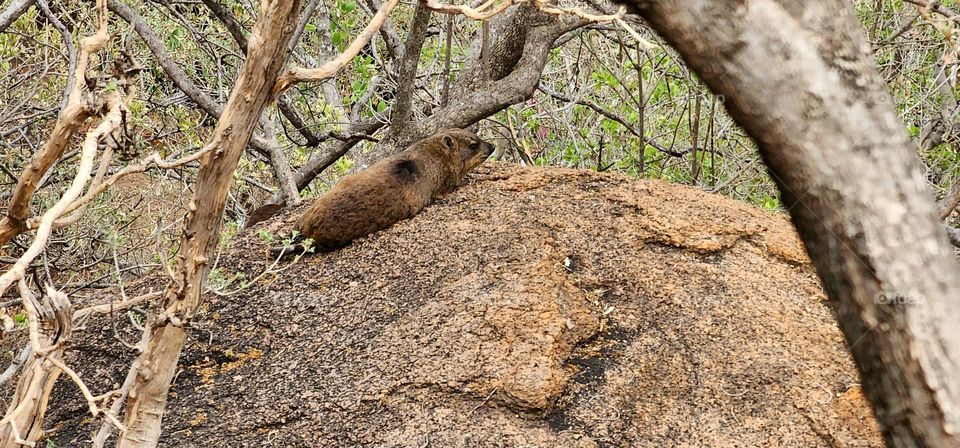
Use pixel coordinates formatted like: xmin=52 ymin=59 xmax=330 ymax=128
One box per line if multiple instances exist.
xmin=291 ymin=128 xmax=494 ymax=253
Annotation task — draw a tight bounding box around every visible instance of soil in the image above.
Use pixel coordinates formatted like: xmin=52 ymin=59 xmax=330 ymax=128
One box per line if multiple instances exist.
xmin=31 ymin=164 xmax=882 ymax=447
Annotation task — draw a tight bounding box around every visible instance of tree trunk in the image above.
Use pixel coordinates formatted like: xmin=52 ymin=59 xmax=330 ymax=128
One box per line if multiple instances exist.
xmin=368 ymin=8 xmax=585 ymax=157
xmin=0 ymin=289 xmax=72 ymax=447
xmin=116 ymin=1 xmax=303 ymax=446
xmin=616 ymin=1 xmax=960 ymax=447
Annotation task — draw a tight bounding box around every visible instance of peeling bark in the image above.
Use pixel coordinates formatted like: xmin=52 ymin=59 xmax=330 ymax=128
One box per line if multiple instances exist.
xmin=0 ymin=288 xmax=72 ymax=447
xmin=116 ymin=1 xmax=304 ymax=445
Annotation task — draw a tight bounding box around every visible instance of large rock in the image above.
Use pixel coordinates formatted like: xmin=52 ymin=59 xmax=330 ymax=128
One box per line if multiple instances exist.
xmin=44 ymin=164 xmax=881 ymax=447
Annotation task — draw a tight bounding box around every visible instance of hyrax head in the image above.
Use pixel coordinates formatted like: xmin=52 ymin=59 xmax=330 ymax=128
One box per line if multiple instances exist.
xmin=438 ymin=128 xmax=496 ymax=176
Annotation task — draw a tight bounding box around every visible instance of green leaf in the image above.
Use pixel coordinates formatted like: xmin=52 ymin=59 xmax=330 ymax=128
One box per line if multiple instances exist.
xmin=338 ymin=0 xmax=357 ymax=13
xmin=332 ymin=30 xmax=347 ymax=47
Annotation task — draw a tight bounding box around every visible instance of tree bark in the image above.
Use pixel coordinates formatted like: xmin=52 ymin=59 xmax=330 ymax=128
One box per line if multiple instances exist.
xmin=370 ymin=8 xmax=585 ymax=156
xmin=0 ymin=0 xmax=34 ymax=33
xmin=0 ymin=0 xmax=111 ymax=248
xmin=615 ymin=1 xmax=960 ymax=446
xmin=939 ymin=181 xmax=960 ymax=220
xmin=262 ymin=114 xmax=301 ymax=206
xmin=389 ymin=2 xmax=432 ymax=135
xmin=0 ymin=288 xmax=72 ymax=447
xmin=116 ymin=1 xmax=303 ymax=445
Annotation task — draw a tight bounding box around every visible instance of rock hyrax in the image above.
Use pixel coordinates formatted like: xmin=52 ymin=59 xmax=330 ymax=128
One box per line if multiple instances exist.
xmin=291 ymin=128 xmax=494 ymax=253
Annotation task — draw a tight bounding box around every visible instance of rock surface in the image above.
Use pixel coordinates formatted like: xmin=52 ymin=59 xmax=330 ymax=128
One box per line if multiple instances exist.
xmin=38 ymin=164 xmax=881 ymax=447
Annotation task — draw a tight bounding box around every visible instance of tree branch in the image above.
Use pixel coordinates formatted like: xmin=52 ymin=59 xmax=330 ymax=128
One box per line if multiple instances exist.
xmin=376 ymin=12 xmax=588 ymax=153
xmin=390 ymin=2 xmax=433 ymax=134
xmin=0 ymin=0 xmax=112 ymax=246
xmin=105 ymin=0 xmax=303 ymax=197
xmin=946 ymin=225 xmax=960 ymax=248
xmin=0 ymin=0 xmax=34 ymax=34
xmin=537 ymin=83 xmax=693 ymax=157
xmin=198 ymin=0 xmax=249 ymax=52
xmin=938 ymin=181 xmax=960 ymax=219
xmin=903 ymin=0 xmax=960 ymax=25
xmin=274 ymin=0 xmax=401 ymax=94
xmin=198 ymin=0 xmax=323 ymax=147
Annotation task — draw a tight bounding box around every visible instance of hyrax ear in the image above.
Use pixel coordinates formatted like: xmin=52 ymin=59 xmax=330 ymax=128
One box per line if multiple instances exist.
xmin=442 ymin=135 xmax=456 ymax=151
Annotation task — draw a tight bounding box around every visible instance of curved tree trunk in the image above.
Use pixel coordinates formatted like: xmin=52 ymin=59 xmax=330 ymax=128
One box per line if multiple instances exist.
xmin=615 ymin=1 xmax=960 ymax=446
xmin=116 ymin=1 xmax=303 ymax=446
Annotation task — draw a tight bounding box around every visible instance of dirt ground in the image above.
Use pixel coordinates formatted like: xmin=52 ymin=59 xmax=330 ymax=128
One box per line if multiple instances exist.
xmin=32 ymin=164 xmax=881 ymax=447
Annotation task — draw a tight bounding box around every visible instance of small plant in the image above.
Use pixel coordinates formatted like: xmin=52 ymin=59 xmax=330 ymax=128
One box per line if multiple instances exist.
xmin=281 ymin=231 xmax=316 ymax=255
xmin=219 ymin=220 xmax=240 ymax=247
xmin=282 ymin=230 xmax=301 ymax=246
xmin=128 ymin=310 xmax=146 ymax=327
xmin=333 ymin=156 xmax=355 ymax=175
xmin=301 ymin=238 xmax=316 ymax=255
xmin=207 ymin=268 xmax=229 ymax=290
xmin=208 ymin=267 xmax=247 ymax=291
xmin=13 ymin=312 xmax=27 ymax=328
xmin=257 ymin=228 xmax=275 ymax=244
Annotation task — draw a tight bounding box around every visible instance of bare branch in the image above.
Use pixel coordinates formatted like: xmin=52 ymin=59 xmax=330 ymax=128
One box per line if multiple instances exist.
xmin=198 ymin=0 xmax=249 ymax=52
xmin=0 ymin=346 xmax=29 ymax=386
xmin=198 ymin=0 xmax=323 ymax=147
xmin=262 ymin=115 xmax=301 ymax=206
xmin=105 ymin=0 xmax=310 ymax=201
xmin=939 ymin=181 xmax=960 ymax=219
xmin=903 ymin=0 xmax=960 ymax=25
xmin=0 ymin=0 xmax=113 ymax=246
xmin=538 ymin=83 xmax=693 ymax=157
xmin=27 ymin=143 xmax=219 ymax=230
xmin=35 ymin=0 xmax=77 ymax=111
xmin=0 ymin=92 xmax=127 ymax=299
xmin=274 ymin=0 xmax=401 ymax=94
xmin=106 ymin=0 xmax=223 ymax=118
xmin=375 ymin=13 xmax=589 ymax=154
xmin=0 ymin=0 xmax=34 ymax=34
